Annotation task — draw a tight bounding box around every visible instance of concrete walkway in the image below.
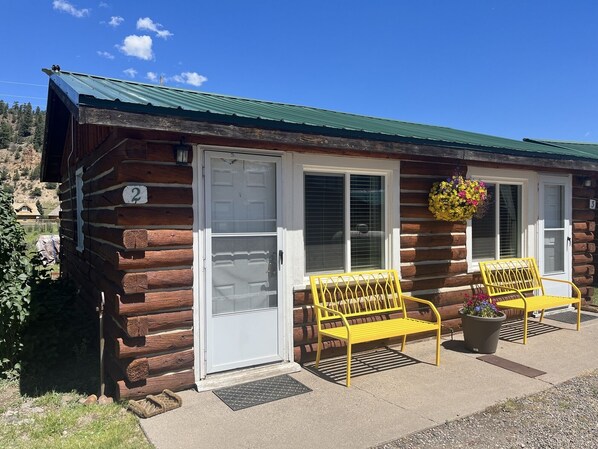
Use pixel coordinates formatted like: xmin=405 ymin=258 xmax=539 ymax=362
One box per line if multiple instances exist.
xmin=140 ymin=313 xmax=598 ymax=449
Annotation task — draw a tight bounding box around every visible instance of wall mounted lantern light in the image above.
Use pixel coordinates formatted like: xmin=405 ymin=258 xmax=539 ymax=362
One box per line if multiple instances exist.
xmin=174 ymin=140 xmax=190 ymax=165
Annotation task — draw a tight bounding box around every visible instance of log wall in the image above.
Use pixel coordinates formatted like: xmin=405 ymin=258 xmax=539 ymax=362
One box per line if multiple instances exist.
xmin=293 ymin=165 xmax=598 ymax=363
xmin=59 ymin=134 xmax=195 ymax=399
xmin=56 ymin=123 xmax=598 ymax=385
xmin=572 ymin=175 xmax=597 ymax=302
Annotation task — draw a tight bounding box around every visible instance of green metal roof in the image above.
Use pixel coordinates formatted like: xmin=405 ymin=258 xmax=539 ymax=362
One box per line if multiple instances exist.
xmin=45 ymin=69 xmax=598 ymax=161
xmin=524 ymin=139 xmax=598 ymax=158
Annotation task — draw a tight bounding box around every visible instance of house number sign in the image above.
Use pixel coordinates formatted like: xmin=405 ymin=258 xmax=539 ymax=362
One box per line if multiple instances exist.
xmin=123 ymin=185 xmax=148 ymax=204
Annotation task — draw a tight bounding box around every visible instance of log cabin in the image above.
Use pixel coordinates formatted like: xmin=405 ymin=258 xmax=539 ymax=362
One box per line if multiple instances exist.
xmin=41 ymin=69 xmax=598 ymax=399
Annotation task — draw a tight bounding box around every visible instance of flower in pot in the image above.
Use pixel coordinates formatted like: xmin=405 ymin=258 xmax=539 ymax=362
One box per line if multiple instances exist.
xmin=428 ymin=175 xmax=488 ymax=221
xmin=459 ymin=292 xmax=506 ymax=354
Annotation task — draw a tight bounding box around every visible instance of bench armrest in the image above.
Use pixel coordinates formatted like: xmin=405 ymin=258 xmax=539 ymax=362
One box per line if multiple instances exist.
xmin=402 ymin=295 xmax=441 ymax=324
xmin=483 ymin=283 xmax=529 ymax=305
xmin=540 ymin=277 xmax=582 ymax=299
xmin=314 ymin=304 xmax=351 ymax=333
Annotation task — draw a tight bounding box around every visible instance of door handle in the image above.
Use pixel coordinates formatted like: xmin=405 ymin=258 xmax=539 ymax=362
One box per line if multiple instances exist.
xmin=279 ymin=250 xmax=284 ymax=266
xmin=567 ymin=236 xmax=571 ymax=246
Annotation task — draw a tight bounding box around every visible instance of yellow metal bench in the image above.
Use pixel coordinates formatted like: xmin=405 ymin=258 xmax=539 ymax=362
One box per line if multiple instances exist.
xmin=479 ymin=257 xmax=581 ymax=344
xmin=309 ymin=269 xmax=441 ymax=387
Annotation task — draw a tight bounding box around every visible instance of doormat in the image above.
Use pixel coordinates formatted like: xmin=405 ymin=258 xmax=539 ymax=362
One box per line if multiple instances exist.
xmin=477 ymin=355 xmax=546 ymax=378
xmin=544 ymin=311 xmax=598 ymax=325
xmin=213 ymin=375 xmax=312 ymax=411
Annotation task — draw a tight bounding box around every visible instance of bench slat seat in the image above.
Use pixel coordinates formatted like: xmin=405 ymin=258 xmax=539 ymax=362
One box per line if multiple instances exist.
xmin=480 ymin=257 xmax=581 ymax=344
xmin=321 ymin=317 xmax=440 ymax=343
xmin=310 ymin=269 xmax=441 ymax=387
xmin=493 ymin=295 xmax=579 ymax=312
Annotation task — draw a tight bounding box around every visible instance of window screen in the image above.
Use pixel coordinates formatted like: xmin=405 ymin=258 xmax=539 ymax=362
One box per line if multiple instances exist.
xmin=305 ymin=172 xmax=385 ymax=273
xmin=472 ymin=183 xmax=521 ymax=261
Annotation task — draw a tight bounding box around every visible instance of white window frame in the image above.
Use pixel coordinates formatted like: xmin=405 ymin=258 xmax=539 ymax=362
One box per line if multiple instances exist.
xmin=292 ymin=154 xmax=400 ymax=286
xmin=75 ymin=167 xmax=84 ymax=253
xmin=466 ymin=166 xmax=537 ymax=272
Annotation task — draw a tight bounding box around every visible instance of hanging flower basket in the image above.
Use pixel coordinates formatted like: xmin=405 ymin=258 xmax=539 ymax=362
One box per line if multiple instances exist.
xmin=428 ymin=175 xmax=488 ymax=222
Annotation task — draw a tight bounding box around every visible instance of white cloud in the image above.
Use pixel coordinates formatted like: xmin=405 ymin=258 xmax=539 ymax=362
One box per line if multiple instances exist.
xmin=53 ymin=0 xmax=90 ymax=18
xmin=97 ymin=50 xmax=114 ymax=59
xmin=137 ymin=17 xmax=173 ymax=39
xmin=118 ymin=35 xmax=153 ymax=60
xmin=170 ymin=72 xmax=208 ymax=87
xmin=146 ymin=72 xmax=158 ymax=82
xmin=123 ymin=68 xmax=137 ymax=78
xmin=108 ymin=16 xmax=123 ymax=27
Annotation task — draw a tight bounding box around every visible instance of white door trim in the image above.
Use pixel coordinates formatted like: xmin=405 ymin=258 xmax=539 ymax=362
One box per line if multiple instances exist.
xmin=193 ymin=145 xmax=298 ymax=387
xmin=537 ymin=173 xmax=573 ymax=302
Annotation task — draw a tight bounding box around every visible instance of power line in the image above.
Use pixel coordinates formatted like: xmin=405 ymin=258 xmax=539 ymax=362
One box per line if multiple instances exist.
xmin=0 ymin=80 xmax=46 ymax=87
xmin=0 ymin=93 xmax=47 ymax=100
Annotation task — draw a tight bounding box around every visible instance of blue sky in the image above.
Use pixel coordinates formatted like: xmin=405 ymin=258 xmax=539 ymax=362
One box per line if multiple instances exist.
xmin=2 ymin=1 xmax=597 ymax=142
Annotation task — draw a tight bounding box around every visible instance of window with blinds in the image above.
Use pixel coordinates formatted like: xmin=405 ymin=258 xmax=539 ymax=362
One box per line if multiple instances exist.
xmin=471 ymin=183 xmax=521 ymax=262
xmin=304 ymin=172 xmax=385 ymax=273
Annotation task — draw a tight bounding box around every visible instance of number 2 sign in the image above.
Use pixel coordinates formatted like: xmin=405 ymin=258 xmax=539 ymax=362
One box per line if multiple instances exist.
xmin=123 ymin=185 xmax=148 ymax=204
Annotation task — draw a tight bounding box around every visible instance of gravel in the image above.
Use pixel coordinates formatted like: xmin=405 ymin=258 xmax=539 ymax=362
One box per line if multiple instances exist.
xmin=375 ymin=370 xmax=598 ymax=449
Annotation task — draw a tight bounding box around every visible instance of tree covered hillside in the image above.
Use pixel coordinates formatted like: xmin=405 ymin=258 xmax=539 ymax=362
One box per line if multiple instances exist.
xmin=0 ymin=100 xmax=58 ymax=214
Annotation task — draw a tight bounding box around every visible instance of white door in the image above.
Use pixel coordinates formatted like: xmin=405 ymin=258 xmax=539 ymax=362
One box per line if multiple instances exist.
xmin=538 ymin=174 xmax=572 ymax=298
xmin=205 ymin=152 xmax=283 ymax=373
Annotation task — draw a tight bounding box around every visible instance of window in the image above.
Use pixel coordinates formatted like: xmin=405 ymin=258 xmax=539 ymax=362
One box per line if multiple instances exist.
xmin=75 ymin=167 xmax=84 ymax=252
xmin=471 ymin=183 xmax=522 ymax=262
xmin=304 ymin=172 xmax=385 ymax=273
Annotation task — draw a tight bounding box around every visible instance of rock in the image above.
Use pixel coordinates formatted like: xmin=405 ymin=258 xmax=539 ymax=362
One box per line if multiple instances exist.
xmin=82 ymin=394 xmax=97 ymax=405
xmin=98 ymin=395 xmax=114 ymax=405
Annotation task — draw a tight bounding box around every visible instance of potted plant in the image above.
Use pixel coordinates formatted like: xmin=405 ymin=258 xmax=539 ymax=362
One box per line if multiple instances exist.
xmin=428 ymin=175 xmax=488 ymax=221
xmin=459 ymin=292 xmax=506 ymax=354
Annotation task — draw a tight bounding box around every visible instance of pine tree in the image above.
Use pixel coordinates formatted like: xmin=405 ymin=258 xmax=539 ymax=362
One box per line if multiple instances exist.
xmin=18 ymin=103 xmax=33 ymax=138
xmin=33 ymin=111 xmax=44 ymax=150
xmin=0 ymin=121 xmax=11 ymax=148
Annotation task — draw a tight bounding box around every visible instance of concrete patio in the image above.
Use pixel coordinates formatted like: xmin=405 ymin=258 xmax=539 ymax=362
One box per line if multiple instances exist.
xmin=140 ymin=312 xmax=598 ymax=449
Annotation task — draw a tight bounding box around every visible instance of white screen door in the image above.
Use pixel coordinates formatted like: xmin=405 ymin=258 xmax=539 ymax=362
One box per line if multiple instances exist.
xmin=205 ymin=152 xmax=283 ymax=373
xmin=539 ymin=174 xmax=572 ymax=298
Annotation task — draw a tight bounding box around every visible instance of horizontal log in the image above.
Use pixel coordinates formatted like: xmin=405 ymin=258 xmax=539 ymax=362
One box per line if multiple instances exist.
xmin=573 ymin=198 xmax=593 ymax=210
xmin=111 ymin=249 xmax=193 ymax=270
xmin=400 ymin=162 xmax=460 ymax=177
xmin=125 ymin=349 xmax=194 ymax=382
xmin=573 ymin=221 xmax=596 ymax=232
xmin=400 ymin=178 xmax=434 ymax=191
xmin=400 ymin=192 xmax=429 ymax=204
xmin=123 ymin=310 xmax=193 ymax=337
xmin=115 ymin=329 xmax=194 ymax=359
xmin=573 ymin=209 xmax=595 ymax=221
xmin=400 ymin=234 xmax=466 ymax=248
xmin=573 ymin=242 xmax=596 ymax=253
xmin=401 ymin=221 xmax=466 ymax=234
xmin=83 ymin=140 xmax=195 ymax=182
xmin=85 ymin=163 xmax=193 ymax=193
xmin=573 ymin=276 xmax=593 ymax=287
xmin=573 ymin=264 xmax=595 ymax=275
xmin=401 ymin=274 xmax=475 ymax=292
xmin=401 ymin=205 xmax=435 ymax=219
xmin=85 ymin=207 xmax=193 ymax=227
xmin=401 ymin=261 xmax=468 ymax=278
xmin=573 ymin=187 xmax=596 ymax=199
xmin=573 ymin=232 xmax=594 ymax=243
xmin=147 ymin=230 xmax=194 ymax=248
xmin=119 ymin=269 xmax=193 ymax=294
xmin=116 ymin=370 xmax=195 ymax=400
xmin=116 ymin=289 xmax=194 ymax=316
xmin=401 ymin=247 xmax=467 ymax=263
xmin=87 ymin=186 xmax=193 ymax=208
xmin=573 ymin=254 xmax=593 ymax=264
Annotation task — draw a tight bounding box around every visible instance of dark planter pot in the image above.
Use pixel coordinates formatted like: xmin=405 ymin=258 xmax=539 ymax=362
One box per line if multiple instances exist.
xmin=459 ymin=309 xmax=506 ymax=354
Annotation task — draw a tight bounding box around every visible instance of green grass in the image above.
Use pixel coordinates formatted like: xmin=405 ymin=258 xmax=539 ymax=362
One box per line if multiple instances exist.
xmin=0 ymin=380 xmax=153 ymax=449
